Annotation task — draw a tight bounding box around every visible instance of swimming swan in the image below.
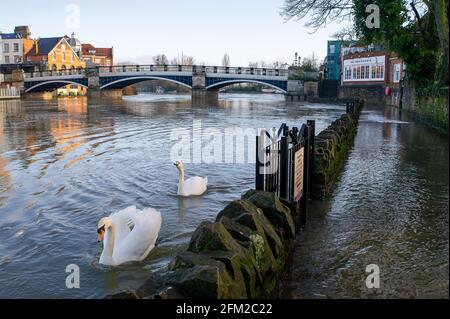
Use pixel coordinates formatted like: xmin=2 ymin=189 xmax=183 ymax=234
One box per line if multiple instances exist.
xmin=174 ymin=161 xmax=208 ymax=197
xmin=97 ymin=206 xmax=161 ymax=266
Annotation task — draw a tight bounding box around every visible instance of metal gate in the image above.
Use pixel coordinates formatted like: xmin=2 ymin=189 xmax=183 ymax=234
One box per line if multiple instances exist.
xmin=255 ymin=120 xmax=315 ymax=230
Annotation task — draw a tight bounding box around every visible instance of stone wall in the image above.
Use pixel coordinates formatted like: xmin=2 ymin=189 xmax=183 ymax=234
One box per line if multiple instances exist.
xmin=339 ymin=84 xmax=385 ymax=105
xmin=402 ymin=86 xmax=449 ymax=133
xmin=112 ymin=190 xmax=298 ymax=299
xmin=312 ymin=101 xmax=363 ymax=199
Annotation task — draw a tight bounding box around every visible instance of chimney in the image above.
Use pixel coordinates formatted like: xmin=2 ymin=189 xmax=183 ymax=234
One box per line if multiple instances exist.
xmin=35 ymin=39 xmax=39 ymax=55
xmin=14 ymin=26 xmax=31 ymax=39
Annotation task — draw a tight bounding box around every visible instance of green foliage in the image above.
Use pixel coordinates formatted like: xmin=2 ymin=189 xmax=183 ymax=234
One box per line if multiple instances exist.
xmin=353 ymin=0 xmax=440 ymax=87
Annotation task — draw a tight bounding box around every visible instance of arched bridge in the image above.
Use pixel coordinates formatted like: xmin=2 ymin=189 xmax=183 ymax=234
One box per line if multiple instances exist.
xmin=24 ymin=65 xmax=291 ymax=98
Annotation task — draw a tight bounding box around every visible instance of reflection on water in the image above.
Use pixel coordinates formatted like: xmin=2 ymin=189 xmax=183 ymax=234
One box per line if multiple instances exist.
xmin=0 ymin=94 xmax=345 ymax=298
xmin=284 ymin=104 xmax=449 ymax=299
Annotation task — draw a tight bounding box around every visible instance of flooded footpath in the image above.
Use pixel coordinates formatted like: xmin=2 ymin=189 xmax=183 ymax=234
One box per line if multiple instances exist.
xmin=283 ymin=104 xmax=449 ymax=299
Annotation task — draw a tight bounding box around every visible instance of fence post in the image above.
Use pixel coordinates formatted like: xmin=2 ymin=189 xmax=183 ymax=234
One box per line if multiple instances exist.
xmin=307 ymin=120 xmax=315 ymax=199
xmin=255 ymin=134 xmax=264 ymax=191
xmin=279 ymin=135 xmax=289 ymax=199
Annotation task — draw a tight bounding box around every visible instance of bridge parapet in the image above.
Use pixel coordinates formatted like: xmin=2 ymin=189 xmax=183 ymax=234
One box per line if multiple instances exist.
xmin=25 ymin=65 xmax=287 ymax=77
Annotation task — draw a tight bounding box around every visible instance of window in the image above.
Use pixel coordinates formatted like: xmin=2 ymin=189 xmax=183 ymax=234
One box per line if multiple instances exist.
xmin=71 ymin=54 xmax=74 ymax=62
xmin=5 ymin=56 xmax=10 ymax=64
xmin=14 ymin=56 xmax=21 ymax=63
xmin=61 ymin=44 xmax=66 ymax=51
xmin=393 ymin=64 xmax=401 ymax=83
xmin=52 ymin=51 xmax=56 ymax=61
xmin=62 ymin=52 xmax=66 ymax=62
xmin=374 ymin=65 xmax=384 ymax=79
xmin=345 ymin=66 xmax=352 ymax=80
xmin=356 ymin=66 xmax=362 ymax=79
xmin=4 ymin=43 xmax=9 ymax=53
xmin=329 ymin=45 xmax=335 ymax=54
xmin=13 ymin=43 xmax=19 ymax=52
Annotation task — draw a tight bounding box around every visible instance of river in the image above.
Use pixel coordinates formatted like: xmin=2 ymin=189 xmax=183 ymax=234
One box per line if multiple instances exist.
xmin=0 ymin=93 xmax=345 ymax=298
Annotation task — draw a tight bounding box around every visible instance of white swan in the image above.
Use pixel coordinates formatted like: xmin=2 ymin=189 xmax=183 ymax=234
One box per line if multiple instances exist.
xmin=174 ymin=160 xmax=208 ymax=197
xmin=97 ymin=206 xmax=161 ymax=266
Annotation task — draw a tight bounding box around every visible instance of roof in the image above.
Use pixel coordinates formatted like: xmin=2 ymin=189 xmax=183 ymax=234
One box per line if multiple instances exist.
xmin=1 ymin=33 xmax=21 ymax=40
xmin=82 ymin=44 xmax=113 ymax=59
xmin=27 ymin=37 xmax=76 ymax=57
xmin=35 ymin=37 xmax=63 ymax=55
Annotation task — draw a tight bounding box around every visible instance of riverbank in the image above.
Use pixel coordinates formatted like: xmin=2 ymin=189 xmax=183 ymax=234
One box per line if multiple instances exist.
xmin=108 ymin=100 xmax=363 ymax=299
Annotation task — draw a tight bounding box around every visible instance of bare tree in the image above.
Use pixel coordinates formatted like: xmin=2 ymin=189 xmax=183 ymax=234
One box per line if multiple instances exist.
xmin=301 ymin=53 xmax=320 ymax=71
xmin=257 ymin=60 xmax=289 ymax=69
xmin=331 ymin=26 xmax=358 ymax=42
xmin=182 ymin=56 xmax=195 ymax=65
xmin=281 ymin=0 xmax=354 ymax=32
xmin=271 ymin=61 xmax=290 ymax=69
xmin=222 ymin=53 xmax=230 ymax=67
xmin=153 ymin=54 xmax=169 ymax=65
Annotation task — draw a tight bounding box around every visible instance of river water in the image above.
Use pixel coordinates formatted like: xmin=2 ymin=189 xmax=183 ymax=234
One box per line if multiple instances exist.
xmin=0 ymin=94 xmax=345 ymax=298
xmin=1 ymin=95 xmax=447 ymax=299
xmin=283 ymin=104 xmax=449 ymax=299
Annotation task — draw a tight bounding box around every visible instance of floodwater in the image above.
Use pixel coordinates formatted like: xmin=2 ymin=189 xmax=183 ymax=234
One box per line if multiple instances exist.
xmin=0 ymin=93 xmax=345 ymax=298
xmin=283 ymin=104 xmax=449 ymax=299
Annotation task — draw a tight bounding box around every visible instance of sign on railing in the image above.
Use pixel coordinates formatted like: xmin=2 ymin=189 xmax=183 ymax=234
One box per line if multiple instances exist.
xmin=293 ymin=147 xmax=304 ymax=202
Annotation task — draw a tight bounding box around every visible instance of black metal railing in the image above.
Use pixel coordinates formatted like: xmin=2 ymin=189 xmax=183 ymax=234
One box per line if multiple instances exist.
xmin=256 ymin=120 xmax=315 ymax=231
xmin=345 ymin=98 xmax=364 ymax=115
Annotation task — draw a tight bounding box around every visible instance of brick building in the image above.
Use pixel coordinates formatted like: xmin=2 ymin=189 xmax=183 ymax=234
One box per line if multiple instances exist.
xmin=339 ymin=46 xmax=405 ymax=105
xmin=81 ymin=44 xmax=113 ymax=67
xmin=26 ymin=37 xmax=86 ymax=71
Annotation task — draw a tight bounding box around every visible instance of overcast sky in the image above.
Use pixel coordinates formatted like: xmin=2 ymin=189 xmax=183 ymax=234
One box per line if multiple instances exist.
xmin=1 ymin=0 xmax=349 ymax=66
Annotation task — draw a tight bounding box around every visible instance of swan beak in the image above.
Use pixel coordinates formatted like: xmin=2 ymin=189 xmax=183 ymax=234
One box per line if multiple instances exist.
xmin=97 ymin=227 xmax=105 ymax=242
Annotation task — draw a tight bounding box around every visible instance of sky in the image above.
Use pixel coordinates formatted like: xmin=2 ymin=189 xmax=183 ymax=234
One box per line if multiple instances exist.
xmin=0 ymin=0 xmax=349 ymax=66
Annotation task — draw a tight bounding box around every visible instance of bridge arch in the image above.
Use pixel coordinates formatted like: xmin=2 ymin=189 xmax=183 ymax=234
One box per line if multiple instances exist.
xmin=25 ymin=80 xmax=88 ymax=93
xmin=100 ymin=76 xmax=193 ymax=90
xmin=206 ymin=79 xmax=287 ymax=93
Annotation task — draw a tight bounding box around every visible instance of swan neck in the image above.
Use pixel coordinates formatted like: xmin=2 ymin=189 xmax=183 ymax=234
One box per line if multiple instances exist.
xmin=100 ymin=225 xmax=115 ymax=265
xmin=178 ymin=167 xmax=185 ymax=195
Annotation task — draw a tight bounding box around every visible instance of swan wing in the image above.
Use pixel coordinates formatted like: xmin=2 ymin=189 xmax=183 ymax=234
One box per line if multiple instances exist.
xmin=183 ymin=176 xmax=208 ymax=196
xmin=113 ymin=207 xmax=162 ymax=263
xmin=109 ymin=206 xmax=136 ymax=245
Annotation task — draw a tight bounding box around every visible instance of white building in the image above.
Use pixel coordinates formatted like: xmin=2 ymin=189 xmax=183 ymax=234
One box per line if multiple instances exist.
xmin=1 ymin=33 xmax=24 ymax=64
xmin=0 ymin=32 xmax=3 ymax=64
xmin=342 ymin=55 xmax=386 ymax=83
